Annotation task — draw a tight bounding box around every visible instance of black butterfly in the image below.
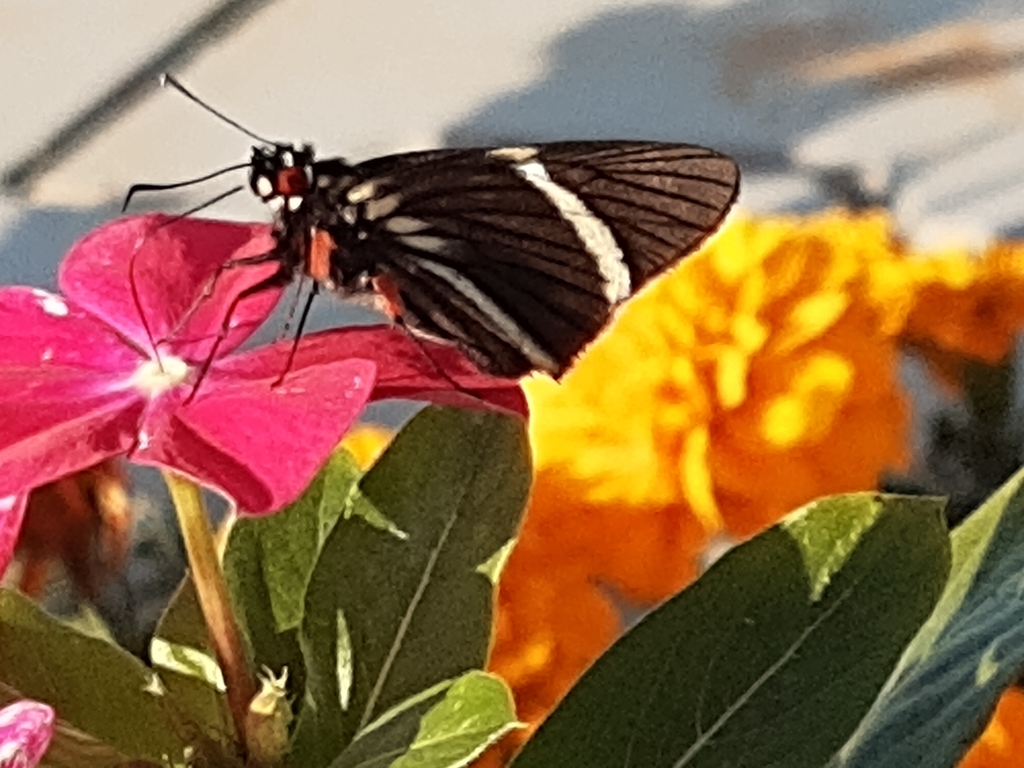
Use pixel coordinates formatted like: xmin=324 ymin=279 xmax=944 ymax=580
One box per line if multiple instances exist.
xmin=131 ymin=80 xmax=740 ymax=379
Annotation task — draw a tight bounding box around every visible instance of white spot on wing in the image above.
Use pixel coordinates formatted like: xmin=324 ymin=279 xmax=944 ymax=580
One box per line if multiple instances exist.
xmin=268 ymin=196 xmax=286 ymax=213
xmin=347 ymin=180 xmax=378 ymax=203
xmin=410 ymin=257 xmax=560 ymax=373
xmin=363 ymin=194 xmax=402 ymax=221
xmin=510 ymin=161 xmax=630 ymax=303
xmin=341 ymin=205 xmax=358 ymax=224
xmin=287 ymin=196 xmax=303 ymax=212
xmin=398 ymin=235 xmax=455 ymax=255
xmin=488 ymin=146 xmax=539 ymax=163
xmin=384 ymin=216 xmax=432 ymax=234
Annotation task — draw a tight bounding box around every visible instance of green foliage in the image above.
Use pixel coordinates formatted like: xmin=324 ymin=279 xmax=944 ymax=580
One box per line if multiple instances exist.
xmin=294 ymin=406 xmax=530 ymax=765
xmin=512 ymin=493 xmax=950 ymax=768
xmin=835 ymin=465 xmax=1024 ymax=767
xmin=0 ymin=590 xmax=209 ymax=765
xmin=18 ymin=403 xmax=1024 ymax=768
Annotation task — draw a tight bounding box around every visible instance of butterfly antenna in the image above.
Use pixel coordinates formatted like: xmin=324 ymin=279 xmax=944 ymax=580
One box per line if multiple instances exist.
xmin=122 ymin=163 xmax=250 ymax=211
xmin=161 ymin=73 xmax=276 ymax=145
xmin=175 ymin=185 xmax=244 ymax=218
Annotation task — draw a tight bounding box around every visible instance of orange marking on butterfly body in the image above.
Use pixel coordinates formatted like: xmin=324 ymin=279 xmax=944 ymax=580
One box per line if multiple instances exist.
xmin=308 ymin=229 xmax=336 ymax=284
xmin=371 ymin=274 xmax=406 ymax=319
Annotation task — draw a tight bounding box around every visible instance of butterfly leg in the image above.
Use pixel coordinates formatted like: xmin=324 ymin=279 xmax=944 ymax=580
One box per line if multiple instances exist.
xmin=184 ymin=267 xmax=292 ymax=403
xmin=160 ymin=249 xmax=287 ymax=345
xmin=271 ymin=282 xmax=320 ymax=388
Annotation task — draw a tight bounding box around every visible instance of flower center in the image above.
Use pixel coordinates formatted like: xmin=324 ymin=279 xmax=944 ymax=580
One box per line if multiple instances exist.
xmin=131 ymin=355 xmax=191 ymax=398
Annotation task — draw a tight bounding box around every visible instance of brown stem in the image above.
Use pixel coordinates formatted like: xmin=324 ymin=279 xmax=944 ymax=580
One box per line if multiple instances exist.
xmin=162 ymin=470 xmax=255 ymax=748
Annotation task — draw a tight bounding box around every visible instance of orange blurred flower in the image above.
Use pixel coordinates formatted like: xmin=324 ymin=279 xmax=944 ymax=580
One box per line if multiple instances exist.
xmin=528 ymin=210 xmax=910 ymax=546
xmin=700 ymin=213 xmax=910 ymax=534
xmin=483 ymin=211 xmax=920 ymax=764
xmin=899 ymin=243 xmax=1024 ymax=391
xmin=960 ymin=687 xmax=1024 ymax=768
xmin=13 ymin=459 xmax=131 ymax=600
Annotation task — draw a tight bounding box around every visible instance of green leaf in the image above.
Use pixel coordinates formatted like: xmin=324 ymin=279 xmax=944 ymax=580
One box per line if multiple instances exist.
xmin=156 ymin=667 xmax=234 ymax=746
xmin=331 ymin=672 xmax=519 ymax=768
xmin=226 ymin=448 xmax=365 ymax=635
xmin=0 ymin=682 xmax=137 ymax=768
xmin=512 ymin=493 xmax=950 ymax=768
xmin=298 ymin=407 xmax=530 ymax=762
xmin=390 ymin=672 xmax=520 ymax=768
xmin=0 ymin=590 xmax=192 ymax=764
xmin=219 ymin=447 xmax=369 ymax=717
xmin=154 ymin=576 xmax=213 ymax=653
xmin=836 ymin=466 xmax=1024 ymax=768
xmin=328 ymin=680 xmax=453 ymax=768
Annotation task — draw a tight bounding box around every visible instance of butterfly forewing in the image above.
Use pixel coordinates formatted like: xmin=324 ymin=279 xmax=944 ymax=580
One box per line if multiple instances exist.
xmin=536 ymin=142 xmax=740 ymax=283
xmin=313 ymin=141 xmax=738 ymax=377
xmin=241 ymin=141 xmax=740 ymax=378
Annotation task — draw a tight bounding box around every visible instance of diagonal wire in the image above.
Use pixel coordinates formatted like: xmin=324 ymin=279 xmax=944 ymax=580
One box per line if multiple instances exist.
xmin=1 ymin=0 xmax=279 ymax=195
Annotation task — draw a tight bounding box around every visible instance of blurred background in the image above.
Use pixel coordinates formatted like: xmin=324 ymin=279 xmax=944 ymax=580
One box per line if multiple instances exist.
xmin=3 ymin=0 xmax=1024 ymax=699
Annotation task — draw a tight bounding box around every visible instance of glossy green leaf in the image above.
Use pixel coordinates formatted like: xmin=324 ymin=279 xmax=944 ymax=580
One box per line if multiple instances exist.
xmin=331 ymin=672 xmax=519 ymax=768
xmin=390 ymin=672 xmax=520 ymax=768
xmin=225 ymin=447 xmax=365 ymax=635
xmin=513 ymin=493 xmax=950 ymax=768
xmin=221 ymin=447 xmax=371 ymax=716
xmin=836 ymin=465 xmax=1024 ymax=767
xmin=298 ymin=407 xmax=529 ymax=762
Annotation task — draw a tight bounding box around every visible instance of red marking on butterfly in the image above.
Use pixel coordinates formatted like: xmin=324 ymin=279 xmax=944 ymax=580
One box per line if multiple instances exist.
xmin=371 ymin=274 xmax=406 ymax=319
xmin=274 ymin=166 xmax=308 ymax=197
xmin=308 ymin=229 xmax=335 ymax=284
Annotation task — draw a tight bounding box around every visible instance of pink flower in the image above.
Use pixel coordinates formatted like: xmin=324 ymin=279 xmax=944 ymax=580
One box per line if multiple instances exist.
xmin=0 ymin=215 xmax=523 ymax=521
xmin=0 ymin=495 xmax=26 ymax=580
xmin=0 ymin=700 xmax=54 ymax=768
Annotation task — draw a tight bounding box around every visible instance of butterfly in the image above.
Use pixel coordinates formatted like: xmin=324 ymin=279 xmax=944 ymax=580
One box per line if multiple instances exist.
xmin=130 ymin=77 xmax=740 ymax=379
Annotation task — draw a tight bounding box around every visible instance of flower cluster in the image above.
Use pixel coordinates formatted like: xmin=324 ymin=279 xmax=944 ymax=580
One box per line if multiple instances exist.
xmin=481 ymin=211 xmax=1024 ymax=764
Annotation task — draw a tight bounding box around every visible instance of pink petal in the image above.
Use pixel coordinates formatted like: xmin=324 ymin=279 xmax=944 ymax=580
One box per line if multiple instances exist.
xmin=0 ymin=371 xmax=144 ymax=497
xmin=243 ymin=325 xmax=528 ymax=416
xmin=0 ymin=700 xmax=54 ymax=768
xmin=0 ymin=288 xmax=147 ymax=495
xmin=0 ymin=287 xmax=141 ymax=372
xmin=59 ymin=216 xmax=283 ymax=361
xmin=133 ymin=355 xmax=377 ymax=514
xmin=0 ymin=495 xmax=26 ymax=579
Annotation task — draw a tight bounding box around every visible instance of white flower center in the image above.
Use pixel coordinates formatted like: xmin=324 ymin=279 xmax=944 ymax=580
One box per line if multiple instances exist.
xmin=130 ymin=356 xmax=191 ymax=398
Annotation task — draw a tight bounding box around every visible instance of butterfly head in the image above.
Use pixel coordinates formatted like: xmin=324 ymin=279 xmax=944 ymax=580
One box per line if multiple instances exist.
xmin=249 ymin=144 xmax=316 ymax=214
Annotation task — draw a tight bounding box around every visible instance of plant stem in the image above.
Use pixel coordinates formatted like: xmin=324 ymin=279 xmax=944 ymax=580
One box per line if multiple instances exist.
xmin=163 ymin=470 xmax=255 ymax=747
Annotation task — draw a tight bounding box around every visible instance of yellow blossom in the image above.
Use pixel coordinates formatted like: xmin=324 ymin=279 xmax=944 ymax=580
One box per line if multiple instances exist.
xmin=526 ymin=210 xmax=909 ymax=542
xmin=341 ymin=423 xmax=394 ymax=469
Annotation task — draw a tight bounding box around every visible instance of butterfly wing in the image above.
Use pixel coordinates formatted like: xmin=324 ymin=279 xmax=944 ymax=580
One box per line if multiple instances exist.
xmin=324 ymin=142 xmax=738 ymax=377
